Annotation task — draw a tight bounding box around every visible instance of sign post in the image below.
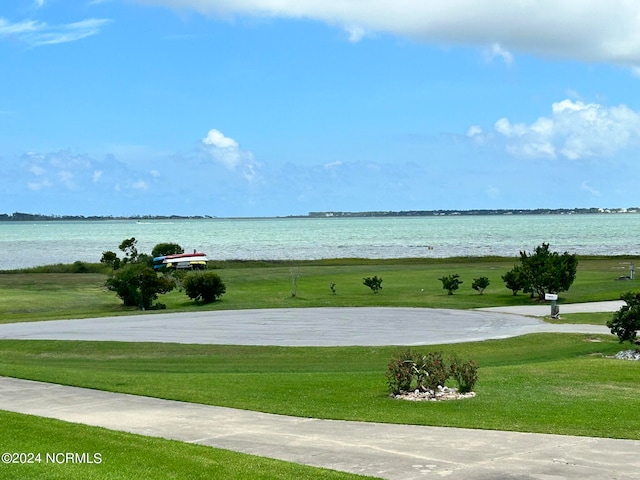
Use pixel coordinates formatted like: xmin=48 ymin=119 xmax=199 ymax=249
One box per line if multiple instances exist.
xmin=545 ymin=293 xmax=559 ymax=318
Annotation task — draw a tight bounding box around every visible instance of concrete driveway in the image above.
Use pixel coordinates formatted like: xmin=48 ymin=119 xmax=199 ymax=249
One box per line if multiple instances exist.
xmin=0 ymin=307 xmax=611 ymax=346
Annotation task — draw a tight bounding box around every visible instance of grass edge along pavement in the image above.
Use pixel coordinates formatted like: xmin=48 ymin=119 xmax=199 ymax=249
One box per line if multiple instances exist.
xmin=0 ymin=333 xmax=638 ymax=440
xmin=0 ymin=409 xmax=375 ymax=480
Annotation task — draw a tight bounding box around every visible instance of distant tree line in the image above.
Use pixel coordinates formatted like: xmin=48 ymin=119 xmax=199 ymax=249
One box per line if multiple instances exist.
xmin=0 ymin=212 xmax=215 ymax=221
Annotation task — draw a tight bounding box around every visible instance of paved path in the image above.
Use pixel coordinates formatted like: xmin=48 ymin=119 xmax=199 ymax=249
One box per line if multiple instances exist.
xmin=1 ymin=377 xmax=639 ymax=480
xmin=477 ymin=300 xmax=624 ymax=316
xmin=0 ymin=307 xmax=611 ymax=346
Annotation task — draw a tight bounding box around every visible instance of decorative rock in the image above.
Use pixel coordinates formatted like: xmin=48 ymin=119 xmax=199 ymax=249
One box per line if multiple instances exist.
xmin=391 ymin=386 xmax=476 ymax=402
xmin=612 ymin=349 xmax=640 ymax=361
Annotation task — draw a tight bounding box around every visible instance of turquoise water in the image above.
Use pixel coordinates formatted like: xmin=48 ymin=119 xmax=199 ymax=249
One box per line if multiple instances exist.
xmin=0 ymin=214 xmax=637 ymax=270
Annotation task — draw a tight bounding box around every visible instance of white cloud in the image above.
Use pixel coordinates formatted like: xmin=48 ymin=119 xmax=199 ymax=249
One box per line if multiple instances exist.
xmin=201 ymin=128 xmax=261 ymax=181
xmin=202 ymin=128 xmax=238 ymax=149
xmin=491 ymin=99 xmax=640 ymax=160
xmin=466 ymin=125 xmax=482 ymax=137
xmin=0 ymin=19 xmax=40 ymax=36
xmin=92 ymin=170 xmax=103 ymax=183
xmin=345 ymin=25 xmax=366 ymax=43
xmin=581 ymin=181 xmax=601 ymax=196
xmin=131 ymin=180 xmax=149 ymax=190
xmin=324 ymin=160 xmax=343 ymax=169
xmin=136 ymin=0 xmax=640 ymax=67
xmin=27 ymin=179 xmax=52 ymax=191
xmin=0 ymin=17 xmax=111 ymax=47
xmin=484 ymin=43 xmax=513 ymax=65
xmin=22 ymin=151 xmax=103 ymax=190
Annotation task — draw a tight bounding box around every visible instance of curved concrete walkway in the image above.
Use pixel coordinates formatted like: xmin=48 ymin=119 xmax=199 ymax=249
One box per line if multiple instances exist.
xmin=1 ymin=377 xmax=638 ymax=480
xmin=0 ymin=307 xmax=610 ymax=346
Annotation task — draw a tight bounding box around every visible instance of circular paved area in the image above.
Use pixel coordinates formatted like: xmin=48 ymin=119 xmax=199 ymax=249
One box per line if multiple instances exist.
xmin=0 ymin=307 xmax=610 ymax=346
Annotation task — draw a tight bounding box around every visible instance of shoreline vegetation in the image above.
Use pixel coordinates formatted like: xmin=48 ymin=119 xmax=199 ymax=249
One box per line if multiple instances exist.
xmin=1 ymin=207 xmax=640 ymax=221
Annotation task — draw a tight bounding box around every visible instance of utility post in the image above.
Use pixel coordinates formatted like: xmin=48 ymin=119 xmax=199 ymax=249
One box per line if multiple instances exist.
xmin=545 ymin=293 xmax=559 ymax=318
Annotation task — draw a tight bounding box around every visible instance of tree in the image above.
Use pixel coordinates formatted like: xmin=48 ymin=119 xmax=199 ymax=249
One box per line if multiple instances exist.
xmin=363 ymin=276 xmax=383 ymax=294
xmin=118 ymin=237 xmax=139 ymax=265
xmin=105 ymin=263 xmax=174 ymax=309
xmin=512 ymin=243 xmax=578 ymax=300
xmin=471 ymin=276 xmax=490 ymax=295
xmin=183 ymin=271 xmax=226 ymax=303
xmin=439 ymin=274 xmax=462 ymax=295
xmin=100 ymin=250 xmax=121 ymax=271
xmin=607 ymin=291 xmax=640 ymax=343
xmin=501 ymin=266 xmax=525 ymax=295
xmin=151 ymin=243 xmax=184 ymax=258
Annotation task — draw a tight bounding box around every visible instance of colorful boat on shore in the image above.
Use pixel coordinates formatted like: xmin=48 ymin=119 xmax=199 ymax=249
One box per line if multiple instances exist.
xmin=153 ymin=252 xmax=208 ymax=270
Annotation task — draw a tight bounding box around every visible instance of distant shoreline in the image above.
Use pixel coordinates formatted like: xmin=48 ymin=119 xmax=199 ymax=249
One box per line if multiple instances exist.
xmin=1 ymin=207 xmax=639 ymax=222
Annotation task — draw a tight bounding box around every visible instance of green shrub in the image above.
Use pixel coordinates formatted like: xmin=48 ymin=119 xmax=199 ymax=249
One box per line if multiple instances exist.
xmin=439 ymin=274 xmax=462 ymax=295
xmin=105 ymin=264 xmax=175 ymax=309
xmin=385 ymin=350 xmax=415 ymax=394
xmin=363 ymin=276 xmax=383 ymax=294
xmin=607 ymin=291 xmax=640 ymax=343
xmin=450 ymin=358 xmax=479 ymax=393
xmin=151 ymin=243 xmax=184 ymax=258
xmin=471 ymin=276 xmax=490 ymax=295
xmin=183 ymin=271 xmax=226 ymax=303
xmin=418 ymin=351 xmax=449 ymax=391
xmin=386 ymin=349 xmax=478 ymax=394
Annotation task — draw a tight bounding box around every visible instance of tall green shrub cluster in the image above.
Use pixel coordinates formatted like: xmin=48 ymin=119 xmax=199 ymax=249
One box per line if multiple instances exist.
xmin=183 ymin=271 xmax=226 ymax=303
xmin=386 ymin=349 xmax=478 ymax=395
xmin=503 ymin=243 xmax=578 ymax=299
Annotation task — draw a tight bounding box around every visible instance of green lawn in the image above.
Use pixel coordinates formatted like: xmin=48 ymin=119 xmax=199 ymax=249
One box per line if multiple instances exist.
xmin=0 ymin=334 xmax=637 ymax=440
xmin=1 ymin=256 xmax=638 ymax=478
xmin=0 ymin=410 xmax=374 ymax=480
xmin=1 ymin=256 xmax=638 ymax=322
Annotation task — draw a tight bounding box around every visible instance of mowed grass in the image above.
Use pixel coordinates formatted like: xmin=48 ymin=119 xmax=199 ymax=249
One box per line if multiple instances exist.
xmin=0 ymin=334 xmax=638 ymax=440
xmin=0 ymin=410 xmax=373 ymax=480
xmin=1 ymin=256 xmax=638 ymax=322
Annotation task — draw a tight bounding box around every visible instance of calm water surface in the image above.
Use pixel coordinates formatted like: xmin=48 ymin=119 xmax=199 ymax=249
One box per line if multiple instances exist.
xmin=0 ymin=214 xmax=637 ymax=270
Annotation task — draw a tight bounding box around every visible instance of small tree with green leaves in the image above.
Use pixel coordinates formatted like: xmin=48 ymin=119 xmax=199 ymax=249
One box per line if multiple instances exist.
xmin=118 ymin=237 xmax=139 ymax=265
xmin=363 ymin=276 xmax=383 ymax=294
xmin=151 ymin=243 xmax=184 ymax=258
xmin=100 ymin=250 xmax=121 ymax=271
xmin=105 ymin=263 xmax=174 ymax=309
xmin=183 ymin=271 xmax=226 ymax=304
xmin=607 ymin=291 xmax=640 ymax=343
xmin=517 ymin=243 xmax=578 ymax=300
xmin=502 ymin=266 xmax=526 ymax=295
xmin=472 ymin=276 xmax=490 ymax=295
xmin=439 ymin=274 xmax=462 ymax=295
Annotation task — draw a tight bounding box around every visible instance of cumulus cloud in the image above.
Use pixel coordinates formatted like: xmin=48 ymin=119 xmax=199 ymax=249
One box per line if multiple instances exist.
xmin=490 ymin=99 xmax=640 ymax=160
xmin=135 ymin=0 xmax=640 ymax=67
xmin=201 ymin=128 xmax=261 ymax=182
xmin=0 ymin=17 xmax=111 ymax=46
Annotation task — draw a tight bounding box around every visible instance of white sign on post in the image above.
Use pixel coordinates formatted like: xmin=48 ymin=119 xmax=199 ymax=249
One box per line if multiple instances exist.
xmin=545 ymin=293 xmax=558 ymax=301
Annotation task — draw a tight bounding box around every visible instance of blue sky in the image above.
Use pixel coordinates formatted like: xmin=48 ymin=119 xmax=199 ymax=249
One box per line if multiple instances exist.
xmin=2 ymin=1 xmax=640 ymax=217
